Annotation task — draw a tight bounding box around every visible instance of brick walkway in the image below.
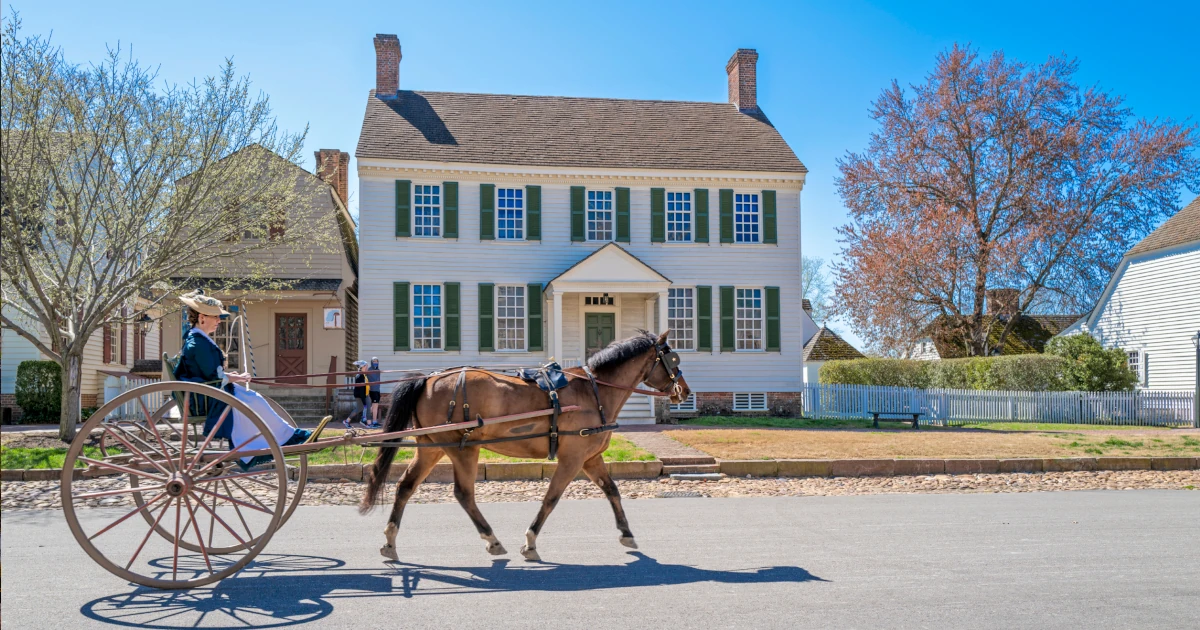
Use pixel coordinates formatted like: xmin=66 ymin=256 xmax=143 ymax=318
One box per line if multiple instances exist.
xmin=619 ymin=429 xmax=715 ymax=464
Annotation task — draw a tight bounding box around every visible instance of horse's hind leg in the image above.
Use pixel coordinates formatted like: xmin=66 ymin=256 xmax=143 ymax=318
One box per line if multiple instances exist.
xmin=443 ymin=447 xmax=506 ymax=556
xmin=381 ymin=447 xmax=442 ymax=560
xmin=582 ymin=453 xmax=637 ymax=549
xmin=521 ymin=454 xmax=586 ymax=562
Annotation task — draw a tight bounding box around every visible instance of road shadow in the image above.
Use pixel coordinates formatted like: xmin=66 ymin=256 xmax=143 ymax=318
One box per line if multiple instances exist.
xmin=80 ymin=552 xmax=825 ymax=628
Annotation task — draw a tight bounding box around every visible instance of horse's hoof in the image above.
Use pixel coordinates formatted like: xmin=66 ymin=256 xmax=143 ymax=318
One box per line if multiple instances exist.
xmin=620 ymin=536 xmax=638 ymax=549
xmin=487 ymin=541 xmax=508 ymax=556
xmin=520 ymin=544 xmax=542 ymax=562
xmin=380 ymin=544 xmax=398 ymax=561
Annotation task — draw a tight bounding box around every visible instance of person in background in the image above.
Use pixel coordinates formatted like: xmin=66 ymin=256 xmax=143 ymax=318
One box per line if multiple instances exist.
xmin=367 ymin=357 xmax=382 ymax=424
xmin=345 ymin=360 xmax=380 ymax=429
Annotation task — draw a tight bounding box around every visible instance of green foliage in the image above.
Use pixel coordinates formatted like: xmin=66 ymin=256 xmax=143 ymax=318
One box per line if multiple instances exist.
xmin=14 ymin=360 xmax=62 ymax=422
xmin=820 ymin=355 xmax=1067 ymax=391
xmin=817 ymin=358 xmax=932 ymax=388
xmin=1045 ymin=335 xmax=1138 ymax=392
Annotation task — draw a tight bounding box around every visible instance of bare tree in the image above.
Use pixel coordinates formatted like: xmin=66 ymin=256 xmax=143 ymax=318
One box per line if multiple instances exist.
xmin=801 ymin=255 xmax=832 ymax=324
xmin=1 ymin=17 xmax=324 ymax=440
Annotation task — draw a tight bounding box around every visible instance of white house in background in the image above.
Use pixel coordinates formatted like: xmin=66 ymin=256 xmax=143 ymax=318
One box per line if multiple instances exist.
xmin=1058 ymin=195 xmax=1200 ymax=390
xmin=355 ymin=35 xmax=807 ymax=422
xmin=802 ymin=324 xmax=865 ymax=384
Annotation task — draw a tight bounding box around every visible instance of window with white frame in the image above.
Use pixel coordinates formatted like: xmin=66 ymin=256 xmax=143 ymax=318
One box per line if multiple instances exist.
xmin=667 ymin=287 xmax=695 ymax=351
xmin=734 ymin=193 xmax=760 ymax=243
xmin=497 ymin=188 xmax=524 ymax=240
xmin=496 ymin=285 xmax=526 ymax=351
xmin=1127 ymin=349 xmax=1141 ymax=383
xmin=670 ymin=393 xmax=697 ymax=412
xmin=733 ymin=393 xmax=768 ymax=411
xmin=413 ymin=184 xmax=441 ymax=237
xmin=412 ymin=284 xmax=442 ymax=349
xmin=736 ymin=288 xmax=763 ymax=351
xmin=587 ymin=190 xmax=613 ymax=241
xmin=215 ymin=320 xmax=241 ymax=371
xmin=666 ymin=191 xmax=692 ymax=242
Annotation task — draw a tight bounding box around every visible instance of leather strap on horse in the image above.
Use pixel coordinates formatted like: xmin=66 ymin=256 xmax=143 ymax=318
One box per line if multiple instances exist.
xmin=583 ymin=365 xmax=608 ymax=425
xmin=446 ymin=368 xmax=471 ymax=424
xmin=547 ymin=390 xmax=561 ymax=461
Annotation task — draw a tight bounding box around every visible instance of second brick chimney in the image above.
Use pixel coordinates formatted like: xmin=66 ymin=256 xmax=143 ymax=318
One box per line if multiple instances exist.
xmin=374 ymin=34 xmax=401 ymax=98
xmin=314 ymin=149 xmax=350 ymax=205
xmin=726 ymin=49 xmax=759 ymax=113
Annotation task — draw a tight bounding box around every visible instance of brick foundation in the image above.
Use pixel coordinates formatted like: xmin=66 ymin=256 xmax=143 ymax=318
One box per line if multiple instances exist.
xmin=672 ymin=392 xmax=801 ymax=420
xmin=1 ymin=393 xmax=22 ymax=423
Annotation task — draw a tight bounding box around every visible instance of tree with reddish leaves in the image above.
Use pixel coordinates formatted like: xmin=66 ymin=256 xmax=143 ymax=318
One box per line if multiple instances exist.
xmin=834 ymin=44 xmax=1200 ymax=356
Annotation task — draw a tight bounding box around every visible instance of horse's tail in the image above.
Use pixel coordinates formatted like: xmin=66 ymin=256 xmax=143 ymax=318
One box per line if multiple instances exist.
xmin=359 ymin=376 xmax=426 ymax=514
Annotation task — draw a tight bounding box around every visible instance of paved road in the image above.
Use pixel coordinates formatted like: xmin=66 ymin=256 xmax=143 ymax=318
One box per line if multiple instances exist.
xmin=3 ymin=491 xmax=1198 ymax=629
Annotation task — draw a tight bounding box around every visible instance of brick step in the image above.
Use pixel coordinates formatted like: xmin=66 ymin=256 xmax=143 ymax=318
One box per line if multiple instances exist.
xmin=660 ymin=456 xmax=717 ymax=466
xmin=662 ymin=464 xmax=720 ymax=474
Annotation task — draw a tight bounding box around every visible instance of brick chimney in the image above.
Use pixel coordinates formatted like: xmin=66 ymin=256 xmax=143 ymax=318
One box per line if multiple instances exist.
xmin=726 ymin=48 xmax=759 ymax=113
xmin=314 ymin=149 xmax=350 ymax=205
xmin=987 ymin=289 xmax=1020 ymax=318
xmin=374 ymin=34 xmax=401 ymax=98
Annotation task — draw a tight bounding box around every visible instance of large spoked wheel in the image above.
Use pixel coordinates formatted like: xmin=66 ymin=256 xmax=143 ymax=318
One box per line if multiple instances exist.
xmin=61 ymin=381 xmax=287 ymax=589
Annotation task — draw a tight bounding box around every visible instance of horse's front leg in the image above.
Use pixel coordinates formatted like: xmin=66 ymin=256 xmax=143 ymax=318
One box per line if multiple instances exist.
xmin=381 ymin=446 xmax=442 ymax=560
xmin=442 ymin=446 xmax=507 ymax=556
xmin=581 ymin=453 xmax=637 ymax=549
xmin=521 ymin=454 xmax=586 ymax=562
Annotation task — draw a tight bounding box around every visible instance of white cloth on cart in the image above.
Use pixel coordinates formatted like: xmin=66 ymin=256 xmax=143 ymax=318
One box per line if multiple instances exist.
xmin=229 ymin=384 xmax=297 ymax=463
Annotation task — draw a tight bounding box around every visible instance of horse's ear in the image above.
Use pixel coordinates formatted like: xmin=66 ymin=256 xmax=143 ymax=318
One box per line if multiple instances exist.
xmin=656 ymin=330 xmax=670 ymax=345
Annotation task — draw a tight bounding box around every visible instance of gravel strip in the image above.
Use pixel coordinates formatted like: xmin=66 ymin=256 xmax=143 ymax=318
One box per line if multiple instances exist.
xmin=4 ymin=470 xmax=1198 ymax=511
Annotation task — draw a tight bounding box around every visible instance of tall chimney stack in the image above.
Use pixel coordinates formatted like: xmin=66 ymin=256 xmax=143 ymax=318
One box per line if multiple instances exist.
xmin=726 ymin=49 xmax=759 ymax=113
xmin=315 ymin=149 xmax=350 ymax=205
xmin=374 ymin=34 xmax=401 ymax=98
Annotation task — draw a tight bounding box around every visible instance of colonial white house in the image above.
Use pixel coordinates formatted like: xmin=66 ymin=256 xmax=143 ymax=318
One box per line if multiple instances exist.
xmin=356 ymin=35 xmax=807 ymax=422
xmin=1059 ymin=196 xmax=1200 ymax=391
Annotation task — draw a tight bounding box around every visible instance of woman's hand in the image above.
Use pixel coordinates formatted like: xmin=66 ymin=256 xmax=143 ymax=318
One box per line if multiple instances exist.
xmin=226 ymin=371 xmax=252 ymax=384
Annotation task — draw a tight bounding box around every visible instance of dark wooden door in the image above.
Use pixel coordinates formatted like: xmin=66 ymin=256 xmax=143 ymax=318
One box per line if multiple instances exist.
xmin=585 ymin=312 xmax=616 ymax=360
xmin=275 ymin=313 xmax=307 ymax=384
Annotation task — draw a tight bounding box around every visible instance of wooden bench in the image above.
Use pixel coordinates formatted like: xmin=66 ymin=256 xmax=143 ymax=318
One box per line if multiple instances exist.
xmin=870 ymin=411 xmax=922 ymax=429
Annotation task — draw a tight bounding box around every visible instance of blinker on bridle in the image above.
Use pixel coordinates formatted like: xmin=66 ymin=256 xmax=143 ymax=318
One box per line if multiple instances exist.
xmin=652 ymin=342 xmax=684 ymax=397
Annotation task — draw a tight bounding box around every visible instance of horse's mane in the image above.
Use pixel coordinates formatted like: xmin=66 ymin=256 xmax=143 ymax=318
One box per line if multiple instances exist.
xmin=587 ymin=330 xmax=657 ymax=372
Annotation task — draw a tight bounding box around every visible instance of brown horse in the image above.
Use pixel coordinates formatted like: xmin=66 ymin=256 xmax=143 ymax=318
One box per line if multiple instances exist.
xmin=360 ymin=330 xmax=690 ymax=562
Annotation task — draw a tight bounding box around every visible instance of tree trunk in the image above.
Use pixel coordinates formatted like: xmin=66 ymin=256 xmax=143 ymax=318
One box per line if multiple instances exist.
xmin=59 ymin=351 xmax=83 ymax=443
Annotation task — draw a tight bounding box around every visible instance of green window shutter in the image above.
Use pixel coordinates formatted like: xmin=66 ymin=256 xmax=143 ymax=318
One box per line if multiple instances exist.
xmin=444 ymin=282 xmax=460 ymax=350
xmin=694 ymin=188 xmax=710 ymax=243
xmin=650 ymin=188 xmax=666 ymax=243
xmin=696 ymin=285 xmax=712 ymax=351
xmin=615 ymin=187 xmax=631 ymax=243
xmin=478 ymin=283 xmax=495 ymax=351
xmin=765 ymin=286 xmax=781 ymax=351
xmin=525 ymin=185 xmax=541 ymax=241
xmin=719 ymin=286 xmax=735 ymax=352
xmin=395 ymin=180 xmax=411 ymax=237
xmin=393 ymin=282 xmax=410 ymax=351
xmin=442 ymin=182 xmax=459 ymax=238
xmin=479 ymin=184 xmax=495 ymax=241
xmin=527 ymin=283 xmax=543 ymax=351
xmin=719 ymin=189 xmax=734 ymax=243
xmin=762 ymin=190 xmax=777 ymax=244
xmin=570 ymin=186 xmax=586 ymax=242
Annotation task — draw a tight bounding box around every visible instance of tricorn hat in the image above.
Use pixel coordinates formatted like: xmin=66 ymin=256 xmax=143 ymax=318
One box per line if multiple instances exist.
xmin=179 ymin=289 xmax=230 ymax=317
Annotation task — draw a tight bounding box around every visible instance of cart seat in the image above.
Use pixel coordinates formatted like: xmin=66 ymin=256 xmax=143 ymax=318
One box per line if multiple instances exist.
xmin=162 ymin=352 xmax=214 ymax=425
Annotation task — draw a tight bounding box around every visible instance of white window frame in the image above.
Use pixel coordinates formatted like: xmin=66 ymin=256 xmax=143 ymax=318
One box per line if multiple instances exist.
xmin=586 ymin=189 xmax=614 ymax=242
xmin=412 ymin=283 xmax=443 ymax=350
xmin=667 ymin=287 xmax=696 ymax=351
xmin=733 ymin=393 xmax=768 ymax=411
xmin=496 ymin=187 xmax=525 ymax=241
xmin=666 ymin=190 xmax=692 ymax=243
xmin=735 ymin=287 xmax=764 ymax=352
xmin=734 ymin=192 xmax=760 ymax=244
xmin=495 ymin=285 xmax=527 ymax=352
xmin=413 ymin=184 xmax=442 ymax=237
xmin=1127 ymin=348 xmax=1148 ymax=386
xmin=670 ymin=393 xmax=697 ymax=412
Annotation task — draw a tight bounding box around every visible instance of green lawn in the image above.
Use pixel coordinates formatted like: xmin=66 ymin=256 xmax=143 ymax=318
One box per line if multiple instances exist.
xmin=1 ymin=445 xmax=103 ymax=469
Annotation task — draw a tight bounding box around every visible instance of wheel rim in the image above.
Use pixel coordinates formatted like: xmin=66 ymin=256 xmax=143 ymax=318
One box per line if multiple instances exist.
xmin=61 ymin=381 xmax=287 ymax=589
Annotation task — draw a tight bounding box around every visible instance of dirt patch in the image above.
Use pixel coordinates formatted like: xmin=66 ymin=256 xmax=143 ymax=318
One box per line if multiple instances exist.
xmin=0 ymin=433 xmax=99 ymax=450
xmin=669 ymin=429 xmax=1200 ymax=460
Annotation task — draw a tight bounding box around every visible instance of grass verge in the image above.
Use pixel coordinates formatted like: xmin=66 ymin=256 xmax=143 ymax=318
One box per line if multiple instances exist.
xmin=680 ymin=416 xmax=1182 ymax=432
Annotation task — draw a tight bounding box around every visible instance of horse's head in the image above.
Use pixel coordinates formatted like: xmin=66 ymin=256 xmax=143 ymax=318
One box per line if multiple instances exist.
xmin=644 ymin=330 xmax=691 ymax=405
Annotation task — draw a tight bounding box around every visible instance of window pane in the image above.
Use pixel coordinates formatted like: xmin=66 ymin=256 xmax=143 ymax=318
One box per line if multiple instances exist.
xmin=414 ymin=184 xmax=441 ymax=237
xmin=735 ymin=288 xmax=763 ymax=350
xmin=497 ymin=188 xmax=524 ymax=240
xmin=413 ymin=284 xmax=442 ymax=349
xmin=666 ymin=191 xmax=692 ymax=242
xmin=587 ymin=190 xmax=613 ymax=241
xmin=496 ymin=286 xmax=526 ymax=351
xmin=734 ymin=193 xmax=759 ymax=243
xmin=667 ymin=287 xmax=695 ymax=351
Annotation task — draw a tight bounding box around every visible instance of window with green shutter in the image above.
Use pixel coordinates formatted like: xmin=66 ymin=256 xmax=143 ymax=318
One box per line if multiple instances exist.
xmin=442 ymin=182 xmax=459 ymax=238
xmin=650 ymin=188 xmax=666 ymax=243
xmin=527 ymin=283 xmax=543 ymax=351
xmin=719 ymin=285 xmax=735 ymax=351
xmin=393 ymin=282 xmax=410 ymax=350
xmin=479 ymin=184 xmax=495 ymax=240
xmin=694 ymin=189 xmax=710 ymax=243
xmin=478 ymin=283 xmax=495 ymax=351
xmin=765 ymin=286 xmax=780 ymax=351
xmin=719 ymin=189 xmax=734 ymax=243
xmin=444 ymin=282 xmax=460 ymax=350
xmin=762 ymin=190 xmax=777 ymax=245
xmin=525 ymin=185 xmax=541 ymax=241
xmin=570 ymin=186 xmax=586 ymax=242
xmin=395 ymin=180 xmax=411 ymax=237
xmin=615 ymin=187 xmax=630 ymax=243
xmin=697 ymin=285 xmax=712 ymax=351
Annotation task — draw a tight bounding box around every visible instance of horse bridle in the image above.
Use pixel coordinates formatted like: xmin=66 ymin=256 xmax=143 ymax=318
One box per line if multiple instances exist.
xmin=651 ymin=342 xmax=685 ymax=399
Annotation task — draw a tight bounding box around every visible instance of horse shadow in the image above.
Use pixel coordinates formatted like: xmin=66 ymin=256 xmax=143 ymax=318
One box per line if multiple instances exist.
xmin=80 ymin=552 xmax=825 ymax=628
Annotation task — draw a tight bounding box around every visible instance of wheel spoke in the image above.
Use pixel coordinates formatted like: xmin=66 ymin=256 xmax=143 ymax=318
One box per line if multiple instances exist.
xmin=206 ymin=491 xmax=217 ymax=548
xmin=126 ymin=498 xmax=174 ymax=570
xmin=78 ymin=457 xmax=167 ymax=482
xmin=194 ymin=435 xmax=259 ymax=476
xmin=136 ymin=397 xmax=178 ymax=473
xmin=75 ymin=484 xmax=166 ymax=500
xmin=192 ymin=484 xmax=274 ymax=516
xmin=110 ymin=422 xmax=175 ymax=468
xmin=223 ymin=479 xmax=256 ymax=541
xmin=186 ymin=406 xmax=231 ymax=474
xmin=172 ymin=497 xmax=182 ymax=581
xmin=182 ymin=494 xmax=214 ymax=575
xmin=88 ymin=492 xmax=168 ymax=541
xmin=101 ymin=425 xmax=173 ymax=477
xmin=193 ymin=470 xmax=280 ymax=486
xmin=228 ymin=478 xmax=272 ymax=514
xmin=190 ymin=490 xmax=248 ymax=546
xmin=179 ymin=396 xmax=189 ymax=472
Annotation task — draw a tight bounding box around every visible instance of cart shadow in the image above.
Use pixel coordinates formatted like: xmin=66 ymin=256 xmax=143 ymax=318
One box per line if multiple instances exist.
xmin=80 ymin=552 xmax=826 ymax=628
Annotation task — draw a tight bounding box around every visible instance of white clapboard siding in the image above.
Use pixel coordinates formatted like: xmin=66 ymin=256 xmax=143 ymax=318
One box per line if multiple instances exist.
xmin=1084 ymin=245 xmax=1200 ymax=391
xmin=357 ymin=170 xmax=804 ymax=394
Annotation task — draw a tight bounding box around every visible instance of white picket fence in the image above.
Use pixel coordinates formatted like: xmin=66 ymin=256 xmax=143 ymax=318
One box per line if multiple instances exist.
xmin=102 ymin=375 xmax=166 ymax=420
xmin=803 ymin=383 xmax=1196 ymax=427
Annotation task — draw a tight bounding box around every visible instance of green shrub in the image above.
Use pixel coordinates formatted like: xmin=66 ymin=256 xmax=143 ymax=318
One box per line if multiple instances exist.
xmin=818 ymin=358 xmax=931 ymax=388
xmin=980 ymin=355 xmax=1066 ymax=391
xmin=821 ymin=354 xmax=1066 ymax=391
xmin=15 ymin=360 xmax=62 ymax=423
xmin=1045 ymin=335 xmax=1137 ymax=391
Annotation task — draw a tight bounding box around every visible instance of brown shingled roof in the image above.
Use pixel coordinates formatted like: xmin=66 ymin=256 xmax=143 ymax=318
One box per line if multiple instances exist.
xmin=803 ymin=326 xmax=866 ymax=361
xmin=1127 ymin=195 xmax=1200 ymax=256
xmin=356 ymin=90 xmax=806 ymax=173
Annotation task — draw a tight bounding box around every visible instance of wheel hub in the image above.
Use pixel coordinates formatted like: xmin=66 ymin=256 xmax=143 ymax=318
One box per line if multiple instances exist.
xmin=165 ymin=474 xmax=192 ymax=497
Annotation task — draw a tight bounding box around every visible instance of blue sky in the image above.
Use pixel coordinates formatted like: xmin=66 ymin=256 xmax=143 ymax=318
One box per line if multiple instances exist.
xmin=9 ymin=0 xmax=1198 ymax=347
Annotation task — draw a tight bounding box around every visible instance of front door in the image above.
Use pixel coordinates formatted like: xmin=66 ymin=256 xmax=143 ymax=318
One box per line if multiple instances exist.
xmin=274 ymin=313 xmax=307 ymax=384
xmin=585 ymin=312 xmax=616 ymax=360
